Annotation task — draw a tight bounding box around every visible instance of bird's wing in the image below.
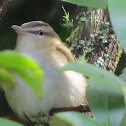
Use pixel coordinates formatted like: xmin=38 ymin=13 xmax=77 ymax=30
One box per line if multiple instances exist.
xmin=55 ymin=45 xmax=75 ymax=62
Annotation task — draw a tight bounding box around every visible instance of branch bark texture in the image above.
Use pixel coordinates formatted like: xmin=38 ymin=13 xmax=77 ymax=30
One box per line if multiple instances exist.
xmin=0 ymin=0 xmax=13 ymax=20
xmin=66 ymin=7 xmax=122 ymax=73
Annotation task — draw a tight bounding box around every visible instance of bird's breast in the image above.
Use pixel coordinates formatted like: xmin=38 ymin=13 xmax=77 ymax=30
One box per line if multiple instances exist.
xmin=5 ymin=49 xmax=87 ymax=122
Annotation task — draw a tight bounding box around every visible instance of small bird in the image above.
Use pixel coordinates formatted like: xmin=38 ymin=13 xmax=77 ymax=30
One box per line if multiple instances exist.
xmin=5 ymin=21 xmax=87 ymax=125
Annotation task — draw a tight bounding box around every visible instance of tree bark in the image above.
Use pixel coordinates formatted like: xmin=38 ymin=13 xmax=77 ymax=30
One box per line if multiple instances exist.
xmin=0 ymin=0 xmax=14 ymax=21
xmin=67 ymin=6 xmax=122 ymax=73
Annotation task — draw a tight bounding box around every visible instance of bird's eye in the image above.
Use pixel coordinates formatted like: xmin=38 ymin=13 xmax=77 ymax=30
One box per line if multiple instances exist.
xmin=38 ymin=30 xmax=43 ymax=36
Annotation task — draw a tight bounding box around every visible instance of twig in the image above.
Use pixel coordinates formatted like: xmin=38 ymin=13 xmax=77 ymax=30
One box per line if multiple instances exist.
xmin=0 ymin=0 xmax=13 ymax=20
xmin=4 ymin=104 xmax=90 ymax=122
xmin=49 ymin=104 xmax=90 ymax=116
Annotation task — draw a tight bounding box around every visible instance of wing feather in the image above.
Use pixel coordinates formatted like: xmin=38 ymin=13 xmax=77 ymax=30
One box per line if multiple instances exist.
xmin=55 ymin=45 xmax=75 ymax=62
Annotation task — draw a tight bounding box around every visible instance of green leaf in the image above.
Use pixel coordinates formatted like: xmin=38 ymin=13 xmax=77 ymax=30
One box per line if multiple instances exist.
xmin=108 ymin=0 xmax=126 ymax=53
xmin=87 ymin=79 xmax=124 ymax=126
xmin=59 ymin=62 xmax=126 ymax=88
xmin=62 ymin=0 xmax=107 ymax=9
xmin=122 ymin=86 xmax=126 ymax=107
xmin=120 ymin=111 xmax=126 ymax=126
xmin=119 ymin=67 xmax=126 ymax=82
xmin=0 ymin=118 xmax=23 ymax=126
xmin=120 ymin=87 xmax=126 ymax=126
xmin=59 ymin=62 xmax=125 ymax=126
xmin=55 ymin=112 xmax=103 ymax=126
xmin=0 ymin=68 xmax=15 ymax=90
xmin=0 ymin=51 xmax=43 ymax=98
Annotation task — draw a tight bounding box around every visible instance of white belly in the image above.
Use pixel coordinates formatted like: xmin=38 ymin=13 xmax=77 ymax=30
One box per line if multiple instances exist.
xmin=5 ymin=50 xmax=87 ymax=121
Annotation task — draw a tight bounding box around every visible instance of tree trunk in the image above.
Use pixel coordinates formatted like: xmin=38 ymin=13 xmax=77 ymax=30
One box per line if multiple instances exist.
xmin=66 ymin=6 xmax=122 ymax=73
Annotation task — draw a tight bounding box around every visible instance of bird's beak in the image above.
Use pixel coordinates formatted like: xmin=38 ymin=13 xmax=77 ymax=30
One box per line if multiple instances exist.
xmin=11 ymin=25 xmax=26 ymax=35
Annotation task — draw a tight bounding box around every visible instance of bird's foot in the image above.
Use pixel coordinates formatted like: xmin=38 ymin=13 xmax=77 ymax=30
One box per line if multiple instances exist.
xmin=35 ymin=122 xmax=50 ymax=126
xmin=23 ymin=112 xmax=52 ymax=125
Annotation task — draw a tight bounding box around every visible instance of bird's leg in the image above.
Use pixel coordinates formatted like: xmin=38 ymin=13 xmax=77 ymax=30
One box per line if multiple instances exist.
xmin=35 ymin=122 xmax=50 ymax=126
xmin=24 ymin=112 xmax=51 ymax=126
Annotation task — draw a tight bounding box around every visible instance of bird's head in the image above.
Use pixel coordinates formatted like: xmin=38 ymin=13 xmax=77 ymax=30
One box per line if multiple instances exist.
xmin=12 ymin=21 xmax=61 ymax=51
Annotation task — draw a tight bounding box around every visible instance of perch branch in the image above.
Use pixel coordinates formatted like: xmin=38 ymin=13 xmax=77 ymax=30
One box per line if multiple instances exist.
xmin=49 ymin=104 xmax=90 ymax=116
xmin=4 ymin=104 xmax=90 ymax=123
xmin=0 ymin=0 xmax=13 ymax=20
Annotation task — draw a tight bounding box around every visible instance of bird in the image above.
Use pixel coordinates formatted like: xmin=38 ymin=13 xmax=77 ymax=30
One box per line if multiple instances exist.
xmin=4 ymin=21 xmax=88 ymax=125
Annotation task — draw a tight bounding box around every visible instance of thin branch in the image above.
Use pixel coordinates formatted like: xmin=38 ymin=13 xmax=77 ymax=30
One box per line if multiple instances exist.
xmin=4 ymin=104 xmax=90 ymax=123
xmin=0 ymin=0 xmax=13 ymax=20
xmin=49 ymin=104 xmax=90 ymax=116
